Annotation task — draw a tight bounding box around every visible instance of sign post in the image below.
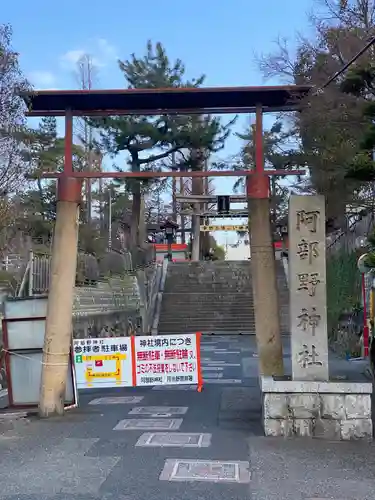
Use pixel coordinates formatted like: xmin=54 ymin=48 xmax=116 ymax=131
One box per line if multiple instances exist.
xmin=72 ymin=333 xmax=203 ymax=392
xmin=288 ymin=195 xmax=329 ymax=381
xmin=200 ymin=224 xmax=248 ymax=232
xmin=357 ymin=254 xmax=372 ymax=357
xmin=73 ymin=337 xmax=133 ymax=389
xmin=133 ymin=333 xmax=202 ymax=390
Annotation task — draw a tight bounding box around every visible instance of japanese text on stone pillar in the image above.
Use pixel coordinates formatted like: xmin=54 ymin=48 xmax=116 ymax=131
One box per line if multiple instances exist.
xmin=289 ymin=197 xmax=329 ymax=380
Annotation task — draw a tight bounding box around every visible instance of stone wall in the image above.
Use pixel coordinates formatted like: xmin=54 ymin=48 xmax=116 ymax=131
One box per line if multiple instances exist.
xmin=262 ymin=377 xmax=373 ymax=441
xmin=73 ymin=309 xmax=142 ymax=339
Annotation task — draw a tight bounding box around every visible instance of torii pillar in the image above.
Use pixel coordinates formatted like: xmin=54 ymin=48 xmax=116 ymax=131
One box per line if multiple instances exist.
xmin=247 ymin=106 xmax=284 ymax=376
xmin=39 ymin=112 xmax=83 ymax=417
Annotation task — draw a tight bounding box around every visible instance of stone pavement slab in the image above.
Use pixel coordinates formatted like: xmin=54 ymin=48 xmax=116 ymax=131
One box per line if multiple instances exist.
xmin=248 ymin=436 xmax=375 ymax=499
xmin=0 ymin=335 xmax=373 ymax=500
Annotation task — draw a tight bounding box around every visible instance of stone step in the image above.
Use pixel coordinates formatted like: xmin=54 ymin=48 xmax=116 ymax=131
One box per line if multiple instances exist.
xmin=158 ymin=316 xmax=256 ymax=323
xmin=160 ymin=303 xmax=288 ymax=311
xmin=159 ymin=311 xmax=288 ymax=317
xmin=158 ymin=326 xmax=258 ymax=331
xmin=158 ymin=323 xmax=288 ymax=329
xmin=160 ymin=297 xmax=256 ymax=304
xmin=158 ymin=315 xmax=289 ymax=324
xmin=158 ymin=260 xmax=289 ymax=336
xmin=163 ymin=284 xmax=254 ymax=290
xmin=159 ymin=314 xmax=286 ymax=320
xmin=164 ymin=288 xmax=286 ymax=293
xmin=159 ymin=317 xmax=258 ymax=323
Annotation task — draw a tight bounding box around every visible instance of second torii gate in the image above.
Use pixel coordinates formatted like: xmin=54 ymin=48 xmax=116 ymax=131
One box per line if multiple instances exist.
xmin=22 ymin=84 xmax=311 ymax=417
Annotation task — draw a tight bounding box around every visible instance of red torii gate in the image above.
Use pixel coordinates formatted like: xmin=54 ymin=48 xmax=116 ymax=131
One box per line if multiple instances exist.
xmin=22 ymin=84 xmax=311 ymax=417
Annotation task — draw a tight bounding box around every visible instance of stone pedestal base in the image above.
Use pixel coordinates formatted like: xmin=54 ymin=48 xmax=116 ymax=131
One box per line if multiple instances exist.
xmin=261 ymin=377 xmax=373 ymax=441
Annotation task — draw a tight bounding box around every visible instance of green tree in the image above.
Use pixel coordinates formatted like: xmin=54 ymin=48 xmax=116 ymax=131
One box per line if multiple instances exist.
xmin=16 ymin=182 xmax=56 ymax=244
xmin=0 ymin=24 xmax=30 ymax=253
xmin=25 ymin=117 xmax=64 ymax=220
xmin=17 ymin=117 xmax=87 ymax=246
xmin=209 ymin=235 xmax=226 ymax=260
xmin=91 ymin=41 xmax=232 ymax=247
xmin=227 ymin=120 xmax=294 ymax=239
xmin=340 ymin=63 xmax=375 ymax=183
xmin=256 ymin=1 xmax=375 ymax=227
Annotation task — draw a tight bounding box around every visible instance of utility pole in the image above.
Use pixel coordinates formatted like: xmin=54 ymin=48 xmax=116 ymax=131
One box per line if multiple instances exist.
xmin=108 ymin=188 xmax=112 ymax=251
xmin=202 ymin=158 xmax=210 ymax=257
xmin=247 ymin=107 xmax=284 ymax=377
xmin=179 ymin=175 xmax=186 ymax=244
xmin=75 ymin=54 xmax=96 ymax=225
xmin=171 ymin=151 xmax=177 ymax=223
xmin=191 ymin=203 xmax=200 ymax=260
xmin=39 ymin=113 xmax=82 ymax=417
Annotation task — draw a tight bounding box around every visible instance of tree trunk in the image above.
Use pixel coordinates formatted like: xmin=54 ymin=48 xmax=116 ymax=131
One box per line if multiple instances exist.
xmin=130 ymin=156 xmax=141 ymax=248
xmin=180 ymin=175 xmax=186 ymax=244
xmin=37 ymin=178 xmax=46 ymax=220
xmin=131 ymin=183 xmax=141 ymax=248
xmin=191 ymin=172 xmax=203 ymax=259
xmin=271 ymin=177 xmax=277 ymax=228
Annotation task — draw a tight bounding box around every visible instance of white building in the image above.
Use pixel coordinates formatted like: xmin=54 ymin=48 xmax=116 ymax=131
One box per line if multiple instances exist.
xmin=225 ymin=240 xmax=250 ymax=260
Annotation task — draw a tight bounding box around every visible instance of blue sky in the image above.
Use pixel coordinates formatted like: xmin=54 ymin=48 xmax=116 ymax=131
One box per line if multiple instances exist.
xmin=4 ymin=0 xmax=314 ymax=243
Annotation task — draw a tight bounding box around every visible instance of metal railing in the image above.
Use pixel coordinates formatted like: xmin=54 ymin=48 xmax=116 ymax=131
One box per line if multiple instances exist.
xmin=5 ymin=247 xmax=158 ymax=331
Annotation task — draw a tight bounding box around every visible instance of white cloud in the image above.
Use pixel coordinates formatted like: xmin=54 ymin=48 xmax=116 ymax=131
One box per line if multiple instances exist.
xmin=28 ymin=70 xmax=57 ymax=89
xmin=97 ymin=38 xmax=118 ymax=60
xmin=60 ymin=38 xmax=118 ymax=70
xmin=60 ymin=49 xmax=86 ymax=67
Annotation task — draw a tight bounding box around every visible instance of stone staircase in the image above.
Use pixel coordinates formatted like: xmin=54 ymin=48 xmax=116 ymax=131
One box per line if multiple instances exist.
xmin=73 ymin=277 xmax=140 ymax=317
xmin=157 ymin=260 xmax=290 ymax=335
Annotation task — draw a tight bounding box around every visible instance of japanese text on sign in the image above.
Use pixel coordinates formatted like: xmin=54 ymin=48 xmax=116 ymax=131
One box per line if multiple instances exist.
xmin=134 ymin=334 xmax=201 ymax=387
xmin=73 ymin=337 xmax=132 ymax=389
xmin=296 ymin=210 xmax=320 ymax=233
xmin=289 ymin=195 xmax=329 ymax=380
xmin=73 ymin=338 xmax=128 ymax=355
xmin=200 ymin=225 xmax=248 ymax=232
xmin=72 ymin=333 xmax=203 ymax=390
xmin=297 ymin=344 xmax=323 ymax=368
xmin=294 ymin=207 xmax=322 ymax=311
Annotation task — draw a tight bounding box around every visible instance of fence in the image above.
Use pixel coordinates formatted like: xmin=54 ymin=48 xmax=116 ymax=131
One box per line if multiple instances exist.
xmin=325 ymin=212 xmax=375 ymax=356
xmin=326 ymin=213 xmax=375 ymax=256
xmin=0 ymin=245 xmax=160 ymax=389
xmin=15 ymin=247 xmax=154 ymax=297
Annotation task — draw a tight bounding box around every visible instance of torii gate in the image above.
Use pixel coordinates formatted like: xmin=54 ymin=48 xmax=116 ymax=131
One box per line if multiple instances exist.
xmin=22 ymin=85 xmax=311 ymax=417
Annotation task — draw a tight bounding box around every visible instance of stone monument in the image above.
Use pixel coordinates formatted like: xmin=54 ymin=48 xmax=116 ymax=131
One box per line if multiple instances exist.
xmin=290 ymin=195 xmax=329 ymax=381
xmin=260 ymin=195 xmax=373 ymax=440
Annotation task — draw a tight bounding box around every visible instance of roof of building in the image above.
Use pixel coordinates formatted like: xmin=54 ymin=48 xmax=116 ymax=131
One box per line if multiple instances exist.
xmin=21 ymin=85 xmax=313 ymax=117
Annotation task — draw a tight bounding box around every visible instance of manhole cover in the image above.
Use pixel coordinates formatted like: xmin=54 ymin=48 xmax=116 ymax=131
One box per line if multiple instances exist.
xmin=136 ymin=432 xmax=211 ymax=447
xmin=128 ymin=406 xmax=188 ymax=416
xmin=159 ymin=459 xmax=251 ymax=483
xmin=113 ymin=418 xmax=183 ymax=430
xmin=89 ymin=396 xmax=144 ymax=405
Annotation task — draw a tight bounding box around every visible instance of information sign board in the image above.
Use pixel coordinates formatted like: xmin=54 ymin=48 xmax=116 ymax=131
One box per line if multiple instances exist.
xmin=133 ymin=333 xmax=202 ymax=388
xmin=200 ymin=225 xmax=248 ymax=232
xmin=73 ymin=337 xmax=133 ymax=389
xmin=72 ymin=333 xmax=203 ymax=391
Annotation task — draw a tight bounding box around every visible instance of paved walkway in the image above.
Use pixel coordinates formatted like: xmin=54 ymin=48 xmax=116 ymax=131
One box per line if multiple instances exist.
xmin=0 ymin=336 xmax=375 ymax=500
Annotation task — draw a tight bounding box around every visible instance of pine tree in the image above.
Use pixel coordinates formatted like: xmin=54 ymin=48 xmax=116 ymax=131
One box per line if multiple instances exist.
xmin=91 ymin=41 xmax=233 ymax=247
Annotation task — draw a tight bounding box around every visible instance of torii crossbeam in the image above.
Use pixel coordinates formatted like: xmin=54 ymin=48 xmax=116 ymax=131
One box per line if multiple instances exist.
xmin=20 ymin=84 xmax=311 ymax=417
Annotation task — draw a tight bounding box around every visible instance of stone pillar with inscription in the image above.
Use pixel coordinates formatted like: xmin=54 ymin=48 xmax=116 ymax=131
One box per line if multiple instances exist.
xmin=260 ymin=195 xmax=373 ymax=441
xmin=289 ymin=195 xmax=328 ymax=381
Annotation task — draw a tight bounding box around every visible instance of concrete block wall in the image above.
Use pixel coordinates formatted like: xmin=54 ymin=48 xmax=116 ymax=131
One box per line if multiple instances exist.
xmin=262 ymin=378 xmax=373 ymax=441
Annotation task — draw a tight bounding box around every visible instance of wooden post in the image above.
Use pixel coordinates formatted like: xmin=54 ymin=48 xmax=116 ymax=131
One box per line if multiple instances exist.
xmin=191 ymin=204 xmax=200 ymax=261
xmin=247 ymin=106 xmax=284 ymax=376
xmin=39 ymin=176 xmax=82 ymax=417
xmin=39 ymin=111 xmax=82 ymax=418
